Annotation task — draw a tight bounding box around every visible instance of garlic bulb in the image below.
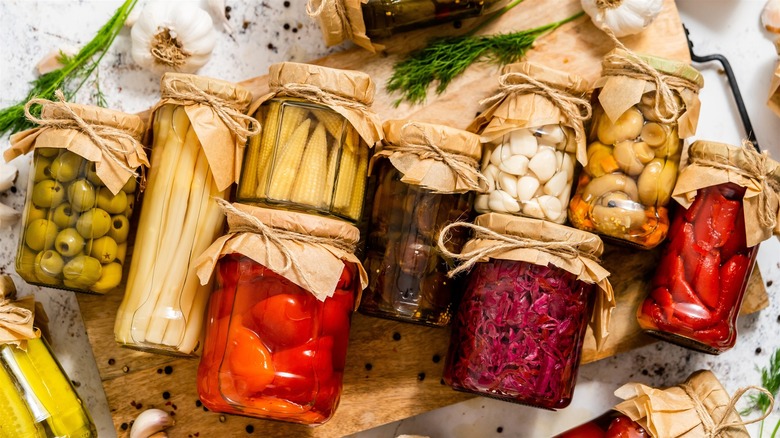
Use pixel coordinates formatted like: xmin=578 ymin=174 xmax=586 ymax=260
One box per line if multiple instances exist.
xmin=581 ymin=0 xmax=664 ymax=37
xmin=131 ymin=2 xmax=217 ymax=74
xmin=0 ymin=163 xmax=19 ymax=227
xmin=763 ymin=0 xmax=780 ymax=33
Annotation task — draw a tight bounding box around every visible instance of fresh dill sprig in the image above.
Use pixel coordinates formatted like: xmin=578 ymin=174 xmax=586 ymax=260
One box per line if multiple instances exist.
xmin=742 ymin=348 xmax=780 ymax=437
xmin=0 ymin=0 xmax=138 ymax=137
xmin=386 ymin=3 xmax=585 ymax=105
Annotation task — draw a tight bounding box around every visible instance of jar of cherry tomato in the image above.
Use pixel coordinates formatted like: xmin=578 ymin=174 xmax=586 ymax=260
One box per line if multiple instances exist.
xmin=638 ymin=141 xmax=780 ymax=354
xmin=360 ymin=120 xmax=483 ymax=327
xmin=568 ymin=49 xmax=703 ymax=249
xmin=439 ymin=213 xmax=614 ymax=409
xmin=195 ymin=202 xmax=366 ymax=425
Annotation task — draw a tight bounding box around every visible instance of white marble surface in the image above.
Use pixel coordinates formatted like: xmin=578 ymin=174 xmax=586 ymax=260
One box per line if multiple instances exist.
xmin=0 ymin=0 xmax=779 ymax=437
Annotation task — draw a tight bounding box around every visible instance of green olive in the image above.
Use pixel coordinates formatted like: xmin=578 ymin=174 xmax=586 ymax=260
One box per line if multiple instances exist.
xmin=31 ymin=179 xmax=65 ymax=208
xmin=34 ymin=263 xmax=61 ymax=286
xmin=16 ymin=246 xmax=38 ymax=280
xmin=51 ymin=203 xmax=78 ymax=228
xmin=25 ymin=219 xmax=58 ymax=251
xmin=108 ymin=215 xmax=130 ymax=243
xmin=67 ymin=179 xmax=96 ymax=212
xmin=124 ymin=197 xmax=135 ymax=217
xmin=116 ymin=243 xmax=127 ymax=265
xmin=76 ymin=208 xmax=111 ymax=239
xmin=25 ymin=204 xmax=48 ymax=225
xmin=54 ymin=228 xmax=85 ymax=257
xmin=63 ymin=255 xmax=102 ymax=286
xmin=36 ymin=147 xmax=59 ymax=158
xmin=90 ymin=236 xmax=118 ymax=264
xmin=33 ymin=155 xmax=53 ymax=182
xmin=121 ymin=177 xmax=137 ymax=194
xmin=50 ymin=151 xmax=84 ymax=183
xmin=35 ymin=250 xmax=64 ymax=277
xmin=85 ymin=161 xmax=104 ymax=186
xmin=90 ymin=262 xmax=123 ymax=294
xmin=96 ymin=187 xmax=127 ymax=214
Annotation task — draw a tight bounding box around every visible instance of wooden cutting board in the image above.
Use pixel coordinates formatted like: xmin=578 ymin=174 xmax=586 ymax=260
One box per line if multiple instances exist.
xmin=76 ymin=0 xmax=770 ymax=436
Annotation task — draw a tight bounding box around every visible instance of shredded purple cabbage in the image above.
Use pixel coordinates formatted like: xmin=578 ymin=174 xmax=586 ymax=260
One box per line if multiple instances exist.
xmin=444 ymin=260 xmax=594 ymax=409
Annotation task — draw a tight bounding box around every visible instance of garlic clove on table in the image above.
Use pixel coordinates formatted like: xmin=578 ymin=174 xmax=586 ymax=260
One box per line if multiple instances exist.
xmin=763 ymin=0 xmax=780 ymax=33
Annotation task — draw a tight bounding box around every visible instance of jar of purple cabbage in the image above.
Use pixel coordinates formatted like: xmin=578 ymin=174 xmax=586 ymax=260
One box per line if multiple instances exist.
xmin=439 ymin=213 xmax=614 ymax=410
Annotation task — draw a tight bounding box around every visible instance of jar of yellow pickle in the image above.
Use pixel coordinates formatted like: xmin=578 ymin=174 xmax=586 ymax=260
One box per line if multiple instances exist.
xmin=568 ymin=49 xmax=703 ymax=249
xmin=236 ymin=62 xmax=383 ymax=224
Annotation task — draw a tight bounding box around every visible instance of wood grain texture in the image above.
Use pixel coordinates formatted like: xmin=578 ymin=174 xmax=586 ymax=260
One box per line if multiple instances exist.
xmin=76 ymin=0 xmax=769 ymax=436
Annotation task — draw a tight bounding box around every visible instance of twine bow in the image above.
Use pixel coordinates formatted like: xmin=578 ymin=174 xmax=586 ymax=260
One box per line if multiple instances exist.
xmin=388 ymin=122 xmax=487 ymax=192
xmin=162 ymin=78 xmax=260 ymax=145
xmin=306 ymin=0 xmax=353 ymax=40
xmin=437 ymin=221 xmax=601 ymax=277
xmin=277 ymin=82 xmax=372 ymax=117
xmin=24 ymin=90 xmax=142 ymax=177
xmin=680 ymin=383 xmax=775 ymax=437
xmin=480 ymin=71 xmax=592 ymax=147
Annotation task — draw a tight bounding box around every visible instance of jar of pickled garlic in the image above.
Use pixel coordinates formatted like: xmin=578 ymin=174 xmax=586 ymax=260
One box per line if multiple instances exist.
xmin=470 ymin=62 xmax=590 ymax=224
xmin=236 ymin=62 xmax=382 ymax=224
xmin=555 ymin=370 xmax=750 ymax=438
xmin=115 ymin=73 xmax=256 ymax=356
xmin=0 ymin=275 xmax=97 ymax=437
xmin=308 ymin=0 xmax=510 ymax=51
xmin=5 ymin=95 xmax=147 ymax=294
xmin=195 ymin=202 xmax=366 ymax=425
xmin=359 ymin=120 xmax=482 ymax=327
xmin=440 ymin=213 xmax=614 ymax=409
xmin=568 ymin=49 xmax=703 ymax=249
xmin=638 ymin=141 xmax=780 ymax=354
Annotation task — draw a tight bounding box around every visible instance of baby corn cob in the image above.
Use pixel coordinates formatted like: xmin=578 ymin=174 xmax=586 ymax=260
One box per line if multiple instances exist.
xmin=347 ymin=142 xmax=369 ymax=220
xmin=290 ymin=123 xmax=329 ymax=208
xmin=278 ymin=105 xmax=309 ymax=149
xmin=333 ymin=128 xmax=360 ymax=213
xmin=252 ymin=101 xmax=281 ymax=199
xmin=267 ymin=118 xmax=312 ymax=201
xmin=237 ymin=131 xmax=262 ymax=199
xmin=313 ymin=109 xmax=344 ymax=140
xmin=322 ymin=139 xmax=340 ymax=207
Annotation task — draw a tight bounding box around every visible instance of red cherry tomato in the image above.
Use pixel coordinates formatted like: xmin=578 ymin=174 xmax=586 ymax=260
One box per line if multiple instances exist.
xmin=251 ymin=293 xmax=314 ymax=349
xmin=227 ymin=326 xmax=275 ymax=396
xmin=606 ymin=415 xmax=647 ymax=438
xmin=268 ymin=337 xmax=335 ymax=403
xmin=556 ymin=421 xmax=606 ymax=437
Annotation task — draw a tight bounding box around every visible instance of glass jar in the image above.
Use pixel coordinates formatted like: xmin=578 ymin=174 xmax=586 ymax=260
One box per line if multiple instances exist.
xmin=360 ymin=120 xmax=481 ymax=326
xmin=0 ymin=337 xmax=97 ymax=437
xmin=236 ymin=63 xmax=381 ymax=224
xmin=8 ymin=103 xmax=146 ymax=294
xmin=198 ymin=255 xmax=359 ymax=425
xmin=568 ymin=51 xmax=703 ymax=249
xmin=115 ymin=74 xmax=254 ymax=356
xmin=555 ymin=412 xmax=648 ymax=437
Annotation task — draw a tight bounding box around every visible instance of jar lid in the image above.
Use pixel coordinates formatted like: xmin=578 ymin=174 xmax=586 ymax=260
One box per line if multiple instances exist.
xmin=382 ymin=119 xmax=482 ymax=161
xmin=41 ymin=103 xmax=145 ymax=140
xmin=688 ymin=140 xmax=780 ymax=180
xmin=604 ymin=49 xmax=704 ymax=89
xmin=268 ymin=62 xmax=375 ymax=106
xmin=227 ymin=203 xmax=360 ymax=244
xmin=160 ymin=72 xmax=254 ymax=110
xmin=502 ymin=62 xmax=590 ymax=95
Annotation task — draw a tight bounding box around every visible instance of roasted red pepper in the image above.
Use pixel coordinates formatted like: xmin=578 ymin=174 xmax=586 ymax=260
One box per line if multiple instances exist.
xmin=555 ymin=412 xmax=648 ymax=438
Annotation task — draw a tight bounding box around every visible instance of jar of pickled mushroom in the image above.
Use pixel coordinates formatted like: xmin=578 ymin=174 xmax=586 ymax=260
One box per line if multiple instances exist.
xmin=555 ymin=370 xmax=753 ymax=438
xmin=568 ymin=49 xmax=703 ymax=249
xmin=195 ymin=202 xmax=366 ymax=425
xmin=237 ymin=62 xmax=383 ymax=224
xmin=5 ymin=93 xmax=147 ymax=294
xmin=470 ymin=62 xmax=590 ymax=224
xmin=359 ymin=120 xmax=482 ymax=327
xmin=439 ymin=213 xmax=614 ymax=410
xmin=307 ymin=0 xmax=510 ymax=52
xmin=638 ymin=141 xmax=780 ymax=354
xmin=0 ymin=275 xmax=97 ymax=437
xmin=115 ymin=73 xmax=257 ymax=356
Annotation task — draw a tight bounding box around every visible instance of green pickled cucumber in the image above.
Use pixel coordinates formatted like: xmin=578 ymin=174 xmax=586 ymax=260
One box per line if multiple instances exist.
xmin=0 ymin=359 xmax=45 ymax=437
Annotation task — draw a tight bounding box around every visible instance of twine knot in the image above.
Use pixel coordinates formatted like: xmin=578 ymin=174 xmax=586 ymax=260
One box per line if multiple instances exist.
xmin=480 ymin=72 xmax=592 ymax=148
xmin=436 ymin=221 xmax=601 ymax=278
xmin=24 ymin=90 xmax=142 ymax=177
xmin=277 ymin=82 xmax=371 ymax=116
xmin=306 ymin=0 xmax=353 ymax=40
xmin=680 ymin=383 xmax=774 ymax=437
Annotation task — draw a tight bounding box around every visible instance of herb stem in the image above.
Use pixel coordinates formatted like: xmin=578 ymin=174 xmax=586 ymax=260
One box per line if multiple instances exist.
xmin=467 ymin=0 xmax=526 ymax=36
xmin=771 ymin=415 xmax=780 ymax=438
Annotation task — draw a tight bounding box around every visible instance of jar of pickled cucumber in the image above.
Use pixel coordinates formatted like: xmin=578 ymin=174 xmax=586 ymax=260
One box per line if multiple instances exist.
xmin=471 ymin=62 xmax=590 ymax=224
xmin=195 ymin=203 xmax=367 ymax=425
xmin=308 ymin=0 xmax=510 ymax=51
xmin=115 ymin=73 xmax=256 ymax=357
xmin=236 ymin=62 xmax=383 ymax=224
xmin=5 ymin=97 xmax=147 ymax=294
xmin=359 ymin=120 xmax=482 ymax=326
xmin=568 ymin=49 xmax=703 ymax=249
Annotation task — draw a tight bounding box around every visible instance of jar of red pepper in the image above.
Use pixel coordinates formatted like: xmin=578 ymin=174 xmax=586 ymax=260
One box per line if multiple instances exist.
xmin=439 ymin=213 xmax=615 ymax=409
xmin=638 ymin=141 xmax=780 ymax=354
xmin=194 ymin=201 xmax=366 ymax=425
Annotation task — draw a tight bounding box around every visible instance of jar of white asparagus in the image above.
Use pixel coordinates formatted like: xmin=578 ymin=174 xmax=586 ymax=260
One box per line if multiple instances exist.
xmin=470 ymin=63 xmax=591 ymax=224
xmin=114 ymin=73 xmax=256 ymax=356
xmin=236 ymin=62 xmax=383 ymax=224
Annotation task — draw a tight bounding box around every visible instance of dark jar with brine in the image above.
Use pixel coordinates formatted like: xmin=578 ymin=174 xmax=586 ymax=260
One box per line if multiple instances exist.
xmin=637 ymin=141 xmax=780 ymax=354
xmin=441 ymin=213 xmax=614 ymax=409
xmin=359 ymin=120 xmax=483 ymax=327
xmin=195 ymin=203 xmax=366 ymax=425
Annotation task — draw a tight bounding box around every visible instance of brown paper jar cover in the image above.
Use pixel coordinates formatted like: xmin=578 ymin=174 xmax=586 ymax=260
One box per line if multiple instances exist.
xmin=308 ymin=0 xmax=378 ymax=52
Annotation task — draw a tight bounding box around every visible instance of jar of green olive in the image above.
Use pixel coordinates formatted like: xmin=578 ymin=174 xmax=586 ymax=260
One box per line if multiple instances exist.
xmin=5 ymin=100 xmax=147 ymax=294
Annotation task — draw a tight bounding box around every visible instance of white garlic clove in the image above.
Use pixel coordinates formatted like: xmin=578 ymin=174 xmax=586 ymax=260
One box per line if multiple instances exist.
xmin=522 ymin=198 xmax=544 ymax=219
xmin=561 ymin=152 xmax=575 ymax=179
xmin=490 ymin=143 xmax=510 ymax=167
xmin=527 ymin=148 xmax=557 ymax=183
xmin=509 ymin=129 xmax=538 ymax=157
xmin=498 ymin=155 xmax=530 ymax=176
xmin=130 ymin=409 xmax=175 ymax=438
xmin=124 ymin=6 xmax=142 ymax=28
xmin=0 ymin=163 xmax=18 ymax=192
xmin=544 ymin=170 xmax=569 ymax=197
xmin=764 ymin=0 xmax=780 ymax=33
xmin=36 ymin=47 xmax=78 ymax=75
xmin=489 ymin=190 xmax=520 ymax=213
xmin=558 ymin=189 xmax=571 ymax=212
xmin=0 ymin=203 xmax=20 ymax=228
xmin=537 ymin=124 xmax=566 ymax=146
xmin=474 ymin=194 xmax=490 ymax=212
xmin=555 ymin=149 xmax=564 ymax=169
xmin=497 ymin=172 xmax=519 ymax=198
xmin=538 ymin=195 xmax=563 ymax=221
xmin=516 ymin=176 xmax=541 ymax=202
xmin=482 ymin=164 xmax=500 ymax=191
